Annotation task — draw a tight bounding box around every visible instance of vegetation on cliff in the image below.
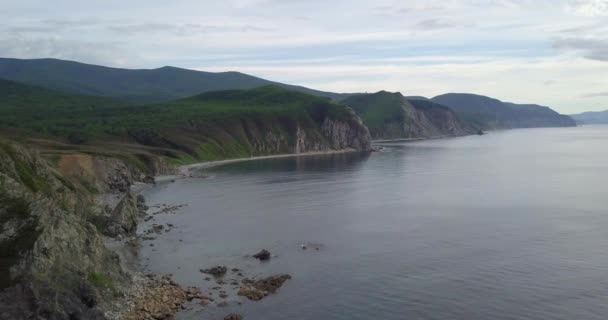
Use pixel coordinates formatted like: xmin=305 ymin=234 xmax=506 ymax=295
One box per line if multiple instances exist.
xmin=0 ymin=81 xmax=371 ymax=164
xmin=0 ymin=140 xmax=132 ymax=319
xmin=343 ymin=91 xmax=476 ymax=140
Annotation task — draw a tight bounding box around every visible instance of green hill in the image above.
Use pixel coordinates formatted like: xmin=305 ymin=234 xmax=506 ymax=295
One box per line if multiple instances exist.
xmin=0 ymin=80 xmax=371 ymax=163
xmin=0 ymin=57 xmax=349 ymax=103
xmin=343 ymin=91 xmax=476 ymax=140
xmin=431 ymin=93 xmax=576 ymax=129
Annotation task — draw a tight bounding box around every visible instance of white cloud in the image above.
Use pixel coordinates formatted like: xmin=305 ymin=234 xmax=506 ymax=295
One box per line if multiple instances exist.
xmin=570 ymin=0 xmax=608 ymax=16
xmin=0 ymin=0 xmax=606 ymax=112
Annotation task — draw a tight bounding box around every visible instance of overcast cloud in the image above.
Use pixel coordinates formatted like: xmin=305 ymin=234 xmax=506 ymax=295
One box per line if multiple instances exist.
xmin=1 ymin=0 xmax=607 ymax=113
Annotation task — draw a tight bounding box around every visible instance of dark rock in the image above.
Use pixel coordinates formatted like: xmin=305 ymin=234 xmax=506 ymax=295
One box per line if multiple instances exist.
xmin=224 ymin=313 xmax=243 ymax=320
xmin=237 ymin=274 xmax=292 ymax=301
xmin=200 ymin=266 xmax=227 ymax=277
xmin=252 ymin=249 xmax=271 ymax=261
xmin=78 ymin=283 xmax=97 ymax=308
xmin=142 ymin=176 xmax=156 ymax=184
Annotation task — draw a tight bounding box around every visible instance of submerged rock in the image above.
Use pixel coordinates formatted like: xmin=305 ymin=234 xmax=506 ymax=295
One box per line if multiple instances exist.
xmin=200 ymin=266 xmax=228 ymax=277
xmin=237 ymin=274 xmax=292 ymax=301
xmin=252 ymin=249 xmax=271 ymax=261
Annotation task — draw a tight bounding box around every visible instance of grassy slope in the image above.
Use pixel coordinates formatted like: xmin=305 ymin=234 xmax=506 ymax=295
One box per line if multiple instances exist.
xmin=0 ymin=57 xmax=349 ymax=102
xmin=0 ymin=80 xmax=356 ymax=164
xmin=342 ymin=91 xmax=406 ymax=134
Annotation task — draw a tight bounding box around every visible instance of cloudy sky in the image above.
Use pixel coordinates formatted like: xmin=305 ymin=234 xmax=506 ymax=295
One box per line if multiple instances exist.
xmin=1 ymin=0 xmax=607 ymax=113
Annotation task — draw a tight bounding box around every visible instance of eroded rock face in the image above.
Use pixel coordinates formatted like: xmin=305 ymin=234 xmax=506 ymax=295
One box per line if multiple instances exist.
xmin=320 ymin=109 xmax=372 ymax=151
xmin=0 ymin=142 xmax=130 ymax=319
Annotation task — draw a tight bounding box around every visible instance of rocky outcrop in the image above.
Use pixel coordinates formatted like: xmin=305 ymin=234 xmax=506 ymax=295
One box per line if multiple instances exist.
xmin=237 ymin=274 xmax=292 ymax=301
xmin=133 ymin=107 xmax=372 ymax=162
xmin=0 ymin=142 xmax=131 ymax=319
xmin=344 ymin=91 xmax=476 ymax=140
xmin=0 ymin=137 xmax=184 ymax=319
xmin=320 ymin=109 xmax=371 ymax=150
xmin=200 ymin=266 xmax=228 ymax=277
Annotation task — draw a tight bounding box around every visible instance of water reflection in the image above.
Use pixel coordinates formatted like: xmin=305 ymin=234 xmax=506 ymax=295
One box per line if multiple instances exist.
xmin=205 ymin=151 xmax=371 ymax=174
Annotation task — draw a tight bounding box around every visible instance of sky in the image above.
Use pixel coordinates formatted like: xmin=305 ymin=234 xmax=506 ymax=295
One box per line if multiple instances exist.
xmin=0 ymin=0 xmax=607 ymax=113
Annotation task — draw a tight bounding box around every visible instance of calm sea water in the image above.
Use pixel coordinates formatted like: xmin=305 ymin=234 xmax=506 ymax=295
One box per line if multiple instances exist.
xmin=140 ymin=126 xmax=608 ymax=320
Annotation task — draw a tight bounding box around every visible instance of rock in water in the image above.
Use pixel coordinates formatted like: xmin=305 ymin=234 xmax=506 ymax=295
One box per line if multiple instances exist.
xmin=253 ymin=249 xmax=271 ymax=261
xmin=200 ymin=266 xmax=228 ymax=277
xmin=237 ymin=274 xmax=292 ymax=301
xmin=224 ymin=313 xmax=243 ymax=320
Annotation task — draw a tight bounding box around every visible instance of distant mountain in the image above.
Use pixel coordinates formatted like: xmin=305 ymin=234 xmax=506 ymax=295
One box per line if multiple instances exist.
xmin=404 ymin=96 xmax=430 ymax=101
xmin=570 ymin=110 xmax=608 ymax=124
xmin=0 ymin=57 xmax=349 ymax=103
xmin=342 ymin=91 xmax=477 ymax=140
xmin=431 ymin=93 xmax=576 ymax=129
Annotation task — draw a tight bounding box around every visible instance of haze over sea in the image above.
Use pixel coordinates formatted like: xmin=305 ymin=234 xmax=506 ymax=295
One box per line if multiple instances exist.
xmin=141 ymin=125 xmax=608 ymax=320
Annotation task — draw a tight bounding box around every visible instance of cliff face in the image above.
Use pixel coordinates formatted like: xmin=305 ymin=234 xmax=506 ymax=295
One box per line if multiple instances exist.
xmin=343 ymin=91 xmax=476 ymax=140
xmin=128 ymin=108 xmax=372 ymax=162
xmin=0 ymin=142 xmax=136 ymax=319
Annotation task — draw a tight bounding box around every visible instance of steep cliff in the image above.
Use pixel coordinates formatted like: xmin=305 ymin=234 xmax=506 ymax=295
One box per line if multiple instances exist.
xmin=343 ymin=91 xmax=476 ymax=140
xmin=0 ymin=141 xmax=139 ymax=319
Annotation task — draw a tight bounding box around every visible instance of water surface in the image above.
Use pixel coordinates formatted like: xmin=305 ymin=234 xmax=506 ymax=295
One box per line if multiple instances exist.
xmin=141 ymin=126 xmax=608 ymax=320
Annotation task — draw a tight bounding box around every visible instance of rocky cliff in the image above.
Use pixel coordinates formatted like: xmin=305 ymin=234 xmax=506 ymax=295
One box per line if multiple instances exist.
xmin=343 ymin=91 xmax=476 ymax=140
xmin=0 ymin=140 xmax=172 ymax=319
xmin=126 ymin=107 xmax=371 ymax=162
xmin=0 ymin=142 xmax=124 ymax=319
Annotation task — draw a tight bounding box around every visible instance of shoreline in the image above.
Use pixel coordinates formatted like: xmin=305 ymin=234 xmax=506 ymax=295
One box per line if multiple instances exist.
xmin=131 ymin=148 xmax=368 ymax=194
xmin=176 ymin=148 xmax=365 ymax=176
xmin=372 ymin=133 xmax=478 ymax=143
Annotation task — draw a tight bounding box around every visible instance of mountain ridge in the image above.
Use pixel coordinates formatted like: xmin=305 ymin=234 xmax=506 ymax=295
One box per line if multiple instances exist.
xmin=431 ymin=93 xmax=576 ymax=129
xmin=570 ymin=110 xmax=608 ymax=124
xmin=0 ymin=57 xmax=351 ymax=103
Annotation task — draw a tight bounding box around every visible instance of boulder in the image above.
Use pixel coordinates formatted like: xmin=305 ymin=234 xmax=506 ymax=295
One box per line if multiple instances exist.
xmin=224 ymin=314 xmax=243 ymax=320
xmin=142 ymin=176 xmax=156 ymax=184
